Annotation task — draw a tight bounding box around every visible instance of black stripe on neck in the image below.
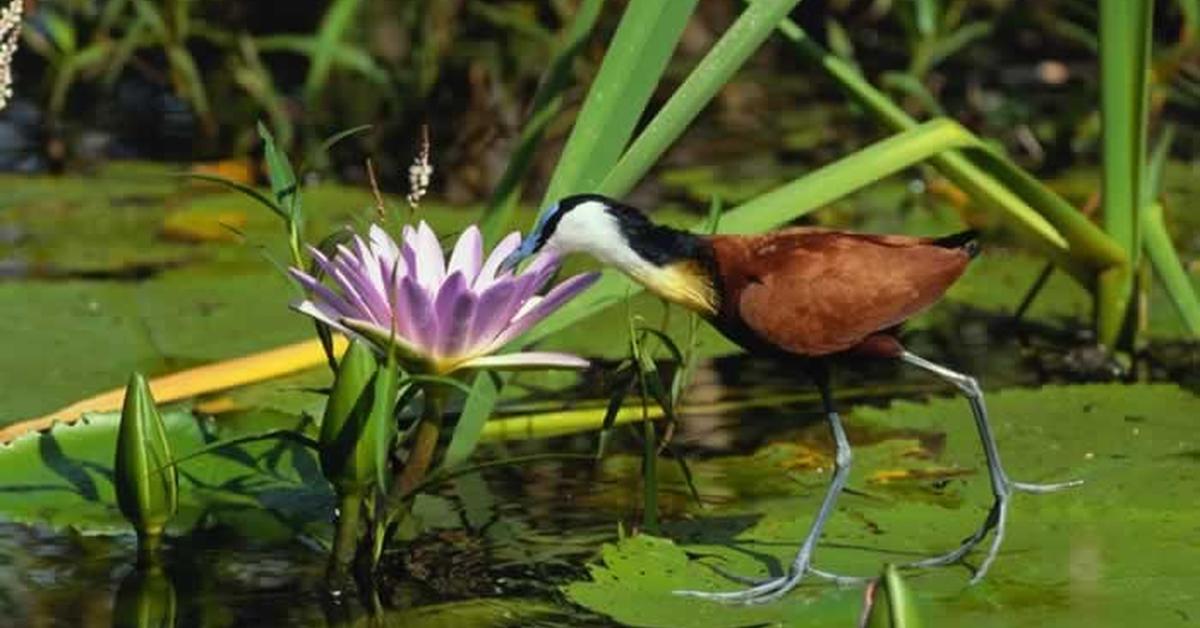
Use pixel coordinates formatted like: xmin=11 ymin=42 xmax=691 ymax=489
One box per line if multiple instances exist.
xmin=607 ymin=203 xmax=709 ymax=267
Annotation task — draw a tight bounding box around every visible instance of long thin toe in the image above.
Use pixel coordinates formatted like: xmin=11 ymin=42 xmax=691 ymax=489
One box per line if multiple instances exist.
xmin=809 ymin=567 xmax=869 ymax=585
xmin=674 ymin=577 xmax=788 ymax=603
xmin=1011 ymin=478 xmax=1082 ymax=493
xmin=674 ymin=571 xmax=808 ymax=604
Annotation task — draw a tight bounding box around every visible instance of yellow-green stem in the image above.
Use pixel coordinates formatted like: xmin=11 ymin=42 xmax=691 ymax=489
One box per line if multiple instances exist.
xmin=327 ymin=490 xmax=363 ymax=583
xmin=641 ymin=418 xmax=659 ymax=534
xmin=390 ymin=388 xmax=445 ymax=507
xmin=135 ymin=529 xmax=165 ymax=568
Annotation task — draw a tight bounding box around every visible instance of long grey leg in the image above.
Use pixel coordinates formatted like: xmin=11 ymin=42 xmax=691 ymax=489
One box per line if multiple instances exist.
xmin=899 ymin=351 xmax=1080 ymax=583
xmin=675 ymin=370 xmax=856 ymax=603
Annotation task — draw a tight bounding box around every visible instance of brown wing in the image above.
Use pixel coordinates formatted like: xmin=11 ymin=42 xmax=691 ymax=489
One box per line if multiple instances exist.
xmin=708 ymin=228 xmax=972 ymax=357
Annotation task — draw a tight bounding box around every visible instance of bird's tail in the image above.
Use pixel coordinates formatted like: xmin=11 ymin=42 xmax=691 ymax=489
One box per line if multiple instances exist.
xmin=933 ymin=229 xmax=981 ymax=259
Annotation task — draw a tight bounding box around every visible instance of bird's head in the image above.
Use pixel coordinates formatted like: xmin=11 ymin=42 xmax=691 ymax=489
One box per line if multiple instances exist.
xmin=500 ymin=194 xmax=719 ymax=316
xmin=499 ymin=194 xmax=631 ymax=272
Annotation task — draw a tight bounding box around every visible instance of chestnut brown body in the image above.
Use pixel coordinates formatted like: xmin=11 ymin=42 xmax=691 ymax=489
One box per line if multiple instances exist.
xmin=702 ymin=228 xmax=977 ymax=360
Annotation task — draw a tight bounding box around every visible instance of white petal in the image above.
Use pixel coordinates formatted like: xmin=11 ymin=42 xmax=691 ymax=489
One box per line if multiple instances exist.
xmin=457 ymin=352 xmax=590 ymax=371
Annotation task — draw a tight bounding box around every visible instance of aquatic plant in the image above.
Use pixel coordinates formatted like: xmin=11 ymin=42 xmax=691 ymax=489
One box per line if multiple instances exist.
xmin=288 ymin=223 xmax=597 ymax=376
xmin=287 ymin=220 xmax=597 ymax=579
xmin=113 ymin=373 xmax=178 ymax=562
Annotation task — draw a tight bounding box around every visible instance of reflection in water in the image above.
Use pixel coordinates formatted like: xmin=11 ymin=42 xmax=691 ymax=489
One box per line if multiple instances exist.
xmin=0 ymin=312 xmax=1196 ymax=625
xmin=113 ymin=563 xmax=175 ymax=628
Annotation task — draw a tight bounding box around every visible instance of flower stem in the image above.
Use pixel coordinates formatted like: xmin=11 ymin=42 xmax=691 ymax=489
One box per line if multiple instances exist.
xmin=135 ymin=529 xmax=165 ymax=568
xmin=642 ymin=418 xmax=660 ymax=534
xmin=327 ymin=489 xmax=363 ymax=584
xmin=389 ymin=387 xmax=445 ymax=508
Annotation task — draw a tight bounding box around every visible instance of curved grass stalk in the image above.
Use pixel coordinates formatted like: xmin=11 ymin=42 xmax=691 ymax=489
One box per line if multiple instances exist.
xmin=768 ymin=14 xmax=1133 ymax=345
xmin=1142 ymin=203 xmax=1200 ymax=335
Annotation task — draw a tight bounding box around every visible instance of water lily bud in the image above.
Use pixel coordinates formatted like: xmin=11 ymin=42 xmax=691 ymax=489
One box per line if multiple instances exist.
xmin=861 ymin=564 xmax=921 ymax=628
xmin=319 ymin=340 xmax=398 ymax=492
xmin=114 ymin=373 xmax=179 ymax=552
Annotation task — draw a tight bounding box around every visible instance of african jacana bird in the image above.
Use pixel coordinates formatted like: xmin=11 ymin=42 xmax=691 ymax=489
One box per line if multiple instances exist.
xmin=500 ymin=194 xmax=1079 ymax=604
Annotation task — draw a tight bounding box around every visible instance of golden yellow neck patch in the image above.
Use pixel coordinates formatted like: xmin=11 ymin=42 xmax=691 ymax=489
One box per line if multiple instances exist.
xmin=628 ymin=261 xmax=718 ymax=316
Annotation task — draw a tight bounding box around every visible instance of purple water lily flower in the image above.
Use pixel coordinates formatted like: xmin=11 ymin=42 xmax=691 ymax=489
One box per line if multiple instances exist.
xmin=288 ymin=222 xmax=599 ymax=375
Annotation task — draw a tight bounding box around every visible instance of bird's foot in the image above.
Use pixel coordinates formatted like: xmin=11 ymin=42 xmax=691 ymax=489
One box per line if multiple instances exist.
xmin=674 ymin=567 xmax=810 ymax=605
xmin=674 ymin=558 xmax=863 ymax=604
xmin=1009 ymin=478 xmax=1082 ymax=494
xmin=904 ymin=476 xmax=1082 ymax=582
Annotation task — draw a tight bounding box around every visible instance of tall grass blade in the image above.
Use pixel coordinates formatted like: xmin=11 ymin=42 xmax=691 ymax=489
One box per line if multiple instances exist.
xmin=540 ymin=0 xmax=699 ymax=204
xmin=304 ymin=0 xmax=364 ymax=102
xmin=479 ymin=0 xmax=604 ymax=243
xmin=442 ymin=371 xmax=502 ymax=469
xmin=769 ymin=15 xmax=1130 ymax=340
xmin=1097 ymin=0 xmax=1154 ymax=345
xmin=598 ymin=0 xmax=803 ymax=196
xmin=1142 ymin=204 xmax=1200 ymax=335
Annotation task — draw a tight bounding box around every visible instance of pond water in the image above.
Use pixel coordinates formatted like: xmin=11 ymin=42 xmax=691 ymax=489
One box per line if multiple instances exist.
xmin=1 ymin=309 xmax=1196 ymax=627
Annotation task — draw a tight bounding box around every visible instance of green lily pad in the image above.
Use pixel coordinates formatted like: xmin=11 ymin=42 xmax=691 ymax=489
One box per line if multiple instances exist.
xmin=0 ymin=406 xmax=331 ymax=541
xmin=566 ymin=534 xmax=857 ymax=627
xmin=565 ymin=383 xmax=1200 ymax=627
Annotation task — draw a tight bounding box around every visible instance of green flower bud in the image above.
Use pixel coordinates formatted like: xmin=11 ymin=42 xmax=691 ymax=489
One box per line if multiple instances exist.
xmin=319 ymin=340 xmax=398 ymax=493
xmin=862 ymin=564 xmax=921 ymax=628
xmin=114 ymin=373 xmax=179 ymax=552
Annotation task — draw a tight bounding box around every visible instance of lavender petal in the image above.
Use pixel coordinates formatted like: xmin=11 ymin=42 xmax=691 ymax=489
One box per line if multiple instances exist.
xmin=292 ymin=300 xmax=351 ymax=335
xmin=475 ymin=231 xmax=522 ymax=291
xmin=287 ymin=268 xmax=355 ymax=319
xmin=487 ymin=272 xmax=600 ymax=350
xmin=433 ymin=274 xmax=477 ymax=359
xmin=447 ymin=225 xmax=484 ymax=283
xmin=464 ymin=280 xmax=517 ymax=350
xmin=413 ymin=221 xmax=446 ymax=291
xmin=368 ymin=224 xmax=402 ymax=261
xmin=398 ymin=274 xmax=437 ymax=353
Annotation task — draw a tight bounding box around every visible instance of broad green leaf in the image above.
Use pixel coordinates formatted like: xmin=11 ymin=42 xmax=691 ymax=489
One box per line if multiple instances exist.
xmin=0 ymin=407 xmax=331 ymax=541
xmin=770 ymin=16 xmax=1125 ymax=287
xmin=255 ymin=34 xmax=388 ymax=87
xmin=568 ymin=383 xmax=1200 ymax=627
xmin=318 ymin=340 xmax=377 ymax=491
xmin=565 ymin=535 xmax=856 ymax=626
xmin=1142 ymin=204 xmax=1200 ymax=335
xmin=257 ymin=122 xmax=301 ymax=220
xmin=442 ymin=372 xmax=502 ymax=470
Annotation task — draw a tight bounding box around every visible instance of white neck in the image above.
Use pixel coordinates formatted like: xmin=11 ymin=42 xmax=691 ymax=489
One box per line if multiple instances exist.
xmin=545 ymin=203 xmax=716 ymax=314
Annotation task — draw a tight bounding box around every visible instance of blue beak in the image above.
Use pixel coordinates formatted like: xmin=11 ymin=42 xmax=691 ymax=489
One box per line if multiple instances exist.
xmin=498 ymin=235 xmax=539 ymax=274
